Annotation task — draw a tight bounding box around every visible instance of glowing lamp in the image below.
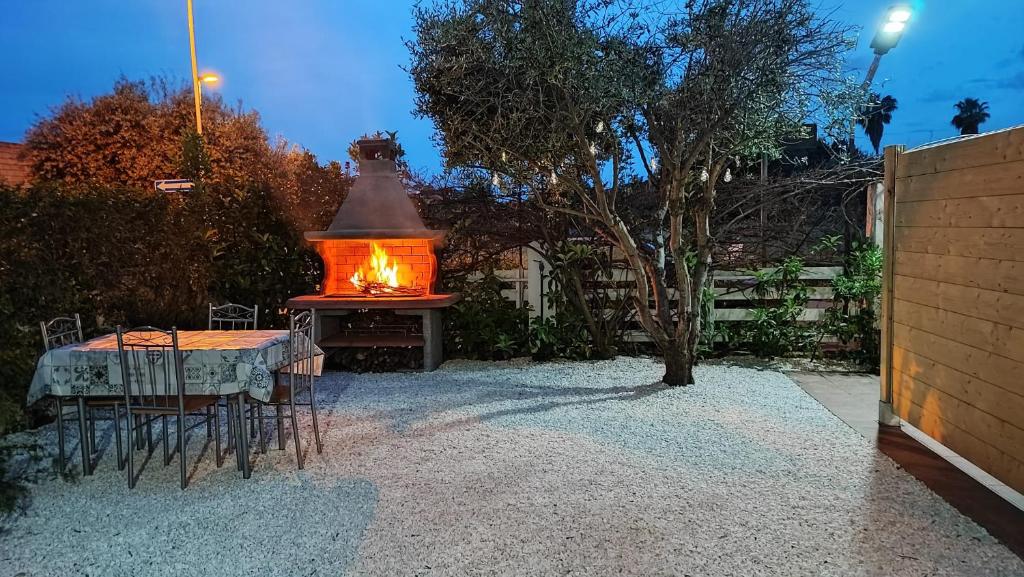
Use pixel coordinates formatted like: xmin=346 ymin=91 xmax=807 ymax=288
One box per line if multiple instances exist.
xmin=870 ymin=5 xmax=912 ymax=55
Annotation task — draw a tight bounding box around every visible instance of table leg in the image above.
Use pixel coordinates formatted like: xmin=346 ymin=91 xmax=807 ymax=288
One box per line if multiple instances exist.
xmin=76 ymin=397 xmax=91 ymax=476
xmin=236 ymin=393 xmax=251 ymax=479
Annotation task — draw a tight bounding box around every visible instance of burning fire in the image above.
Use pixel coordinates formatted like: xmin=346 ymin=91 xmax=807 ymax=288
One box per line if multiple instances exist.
xmin=350 ymin=242 xmax=419 ymax=296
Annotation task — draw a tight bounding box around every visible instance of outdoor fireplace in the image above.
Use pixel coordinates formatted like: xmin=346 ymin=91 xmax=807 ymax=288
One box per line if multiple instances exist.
xmin=286 ymin=136 xmax=460 ymax=370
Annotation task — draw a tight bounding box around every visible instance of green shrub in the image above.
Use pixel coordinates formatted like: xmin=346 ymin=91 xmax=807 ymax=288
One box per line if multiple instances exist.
xmin=738 ymin=256 xmax=816 ymax=357
xmin=444 ymin=271 xmax=594 ymax=362
xmin=546 ymin=242 xmax=626 ymax=359
xmin=444 ymin=274 xmax=530 ymax=360
xmin=820 ymin=242 xmax=883 ymax=369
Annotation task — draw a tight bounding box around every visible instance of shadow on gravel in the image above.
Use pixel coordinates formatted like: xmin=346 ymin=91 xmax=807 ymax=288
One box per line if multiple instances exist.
xmin=360 ymin=380 xmax=673 ymax=434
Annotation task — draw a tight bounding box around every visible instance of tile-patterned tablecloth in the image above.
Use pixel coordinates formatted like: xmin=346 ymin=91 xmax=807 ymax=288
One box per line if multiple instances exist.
xmin=27 ymin=330 xmax=323 ymax=405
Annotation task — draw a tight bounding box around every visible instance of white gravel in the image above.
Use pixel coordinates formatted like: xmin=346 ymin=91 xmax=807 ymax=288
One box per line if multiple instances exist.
xmin=2 ymin=358 xmax=1022 ymax=577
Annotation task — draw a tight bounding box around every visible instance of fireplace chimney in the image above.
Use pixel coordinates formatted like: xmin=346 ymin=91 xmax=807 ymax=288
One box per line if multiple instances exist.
xmin=306 ymin=137 xmax=444 ymax=245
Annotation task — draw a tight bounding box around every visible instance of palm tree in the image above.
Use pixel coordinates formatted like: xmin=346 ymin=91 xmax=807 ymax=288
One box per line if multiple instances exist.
xmin=951 ymin=98 xmax=990 ymax=135
xmin=856 ymin=94 xmax=898 ymax=155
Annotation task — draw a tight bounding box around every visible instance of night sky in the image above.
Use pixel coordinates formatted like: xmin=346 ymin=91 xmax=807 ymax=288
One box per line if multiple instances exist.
xmin=2 ymin=1 xmax=1022 ymax=174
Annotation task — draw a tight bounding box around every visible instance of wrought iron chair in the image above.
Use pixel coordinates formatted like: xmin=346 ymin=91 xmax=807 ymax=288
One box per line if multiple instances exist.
xmin=40 ymin=314 xmax=123 ymax=475
xmin=116 ymin=326 xmax=221 ymax=489
xmin=209 ymin=303 xmax=258 ymax=330
xmin=208 ymin=302 xmax=259 ymax=454
xmin=249 ymin=311 xmax=323 ymax=469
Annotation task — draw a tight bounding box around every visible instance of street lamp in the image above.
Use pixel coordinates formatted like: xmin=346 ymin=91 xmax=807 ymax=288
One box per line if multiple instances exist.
xmin=187 ymin=0 xmax=219 ymax=135
xmin=865 ymin=5 xmax=912 ymax=87
xmin=849 ymin=4 xmax=912 ymax=152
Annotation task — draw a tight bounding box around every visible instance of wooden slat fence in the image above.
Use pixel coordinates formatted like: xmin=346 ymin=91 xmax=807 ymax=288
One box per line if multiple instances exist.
xmin=478 ymin=246 xmax=841 ymax=343
xmin=881 ymin=126 xmax=1024 ymax=493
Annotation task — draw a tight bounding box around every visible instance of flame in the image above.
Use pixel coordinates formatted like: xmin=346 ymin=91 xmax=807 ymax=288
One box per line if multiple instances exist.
xmin=350 ymin=242 xmax=403 ymax=294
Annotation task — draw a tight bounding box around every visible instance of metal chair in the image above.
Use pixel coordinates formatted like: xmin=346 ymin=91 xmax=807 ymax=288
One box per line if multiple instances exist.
xmin=116 ymin=326 xmax=221 ymax=489
xmin=249 ymin=311 xmax=323 ymax=469
xmin=40 ymin=314 xmax=122 ymax=475
xmin=208 ymin=302 xmax=259 ymax=453
xmin=208 ymin=303 xmax=258 ymax=330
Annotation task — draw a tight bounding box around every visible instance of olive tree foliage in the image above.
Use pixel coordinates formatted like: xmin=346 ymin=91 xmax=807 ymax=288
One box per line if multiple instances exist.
xmin=409 ymin=0 xmax=854 ymax=384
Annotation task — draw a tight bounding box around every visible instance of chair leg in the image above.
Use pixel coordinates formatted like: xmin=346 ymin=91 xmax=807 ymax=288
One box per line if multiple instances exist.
xmin=236 ymin=394 xmax=251 ymax=479
xmin=127 ymin=410 xmax=136 ymax=489
xmin=88 ymin=408 xmax=96 ymax=456
xmin=290 ymin=405 xmax=303 ymax=470
xmin=77 ymin=397 xmax=90 ymax=476
xmin=178 ymin=414 xmax=187 ymax=490
xmin=214 ymin=405 xmax=222 ymax=468
xmin=114 ymin=403 xmax=124 ymax=471
xmin=309 ymin=385 xmax=323 ymax=454
xmin=257 ymin=404 xmax=267 ymax=454
xmin=249 ymin=401 xmax=257 ymax=439
xmin=206 ymin=406 xmax=213 ymax=439
xmin=162 ymin=415 xmax=170 ymax=466
xmin=226 ymin=402 xmax=235 ymax=451
xmin=276 ymin=405 xmax=285 ymax=450
xmin=134 ymin=414 xmax=144 ymax=450
xmin=146 ymin=418 xmax=154 ymax=454
xmin=55 ymin=398 xmax=66 ymax=475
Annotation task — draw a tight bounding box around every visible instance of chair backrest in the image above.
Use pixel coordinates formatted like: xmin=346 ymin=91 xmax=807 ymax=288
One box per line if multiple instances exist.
xmin=208 ymin=303 xmax=258 ymax=330
xmin=116 ymin=326 xmax=186 ymax=412
xmin=286 ymin=311 xmax=316 ymax=397
xmin=40 ymin=314 xmax=84 ymax=351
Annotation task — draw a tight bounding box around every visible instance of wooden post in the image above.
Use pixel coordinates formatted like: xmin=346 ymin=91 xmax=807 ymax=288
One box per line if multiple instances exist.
xmin=865 ymin=181 xmax=885 ymax=246
xmin=878 ymin=144 xmax=904 ymax=426
xmin=526 ymin=242 xmax=553 ymax=320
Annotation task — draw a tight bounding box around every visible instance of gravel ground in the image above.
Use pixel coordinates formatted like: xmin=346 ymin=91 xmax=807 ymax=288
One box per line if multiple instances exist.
xmin=2 ymin=358 xmax=1022 ymax=577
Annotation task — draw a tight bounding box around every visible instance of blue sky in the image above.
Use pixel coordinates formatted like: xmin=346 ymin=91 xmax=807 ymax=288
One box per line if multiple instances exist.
xmin=1 ymin=1 xmax=1022 ymax=174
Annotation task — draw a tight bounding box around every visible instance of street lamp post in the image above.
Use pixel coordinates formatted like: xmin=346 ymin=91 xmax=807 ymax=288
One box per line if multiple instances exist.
xmin=186 ymin=0 xmax=219 ymax=135
xmin=849 ymin=5 xmax=912 ymax=152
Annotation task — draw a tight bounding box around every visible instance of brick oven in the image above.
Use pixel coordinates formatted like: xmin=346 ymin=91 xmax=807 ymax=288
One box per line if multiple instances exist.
xmin=286 ymin=136 xmax=460 ymax=370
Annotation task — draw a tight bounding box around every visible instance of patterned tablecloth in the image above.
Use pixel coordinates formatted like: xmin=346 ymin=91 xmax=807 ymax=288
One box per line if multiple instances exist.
xmin=27 ymin=330 xmax=324 ymax=405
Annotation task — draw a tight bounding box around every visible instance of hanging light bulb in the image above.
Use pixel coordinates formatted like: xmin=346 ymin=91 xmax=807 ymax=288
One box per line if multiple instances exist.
xmin=700 ymin=168 xmax=709 ymax=182
xmin=723 ymin=168 xmax=732 ymax=183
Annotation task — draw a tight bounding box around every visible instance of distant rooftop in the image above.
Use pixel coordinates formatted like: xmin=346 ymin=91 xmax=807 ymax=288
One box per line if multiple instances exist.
xmin=0 ymin=142 xmax=30 ymax=187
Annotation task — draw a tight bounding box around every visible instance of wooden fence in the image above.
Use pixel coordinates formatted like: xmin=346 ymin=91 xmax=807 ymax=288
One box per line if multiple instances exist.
xmin=481 ymin=245 xmax=841 ymax=342
xmin=880 ymin=126 xmax=1024 ymax=493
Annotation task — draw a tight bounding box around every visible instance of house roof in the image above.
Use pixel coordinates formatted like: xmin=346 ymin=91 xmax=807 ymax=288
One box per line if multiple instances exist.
xmin=0 ymin=142 xmax=31 ymax=186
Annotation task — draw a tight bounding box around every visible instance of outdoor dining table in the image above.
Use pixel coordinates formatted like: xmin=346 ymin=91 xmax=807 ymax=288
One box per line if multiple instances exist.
xmin=28 ymin=330 xmax=324 ymax=479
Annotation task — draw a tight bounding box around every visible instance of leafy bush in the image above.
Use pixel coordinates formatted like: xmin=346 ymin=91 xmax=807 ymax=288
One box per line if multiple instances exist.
xmin=820 ymin=242 xmax=883 ymax=369
xmin=738 ymin=256 xmax=816 ymax=357
xmin=444 ymin=274 xmax=530 ymax=360
xmin=545 ymin=242 xmax=627 ymax=359
xmin=444 ymin=271 xmax=595 ymax=362
xmin=528 ymin=314 xmax=592 ymax=361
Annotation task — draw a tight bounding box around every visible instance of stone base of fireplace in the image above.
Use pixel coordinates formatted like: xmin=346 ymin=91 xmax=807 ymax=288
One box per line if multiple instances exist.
xmin=285 ymin=293 xmax=461 ymax=371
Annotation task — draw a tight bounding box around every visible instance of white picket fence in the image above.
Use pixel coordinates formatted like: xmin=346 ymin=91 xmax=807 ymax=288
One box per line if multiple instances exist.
xmin=471 ymin=246 xmax=842 ymax=343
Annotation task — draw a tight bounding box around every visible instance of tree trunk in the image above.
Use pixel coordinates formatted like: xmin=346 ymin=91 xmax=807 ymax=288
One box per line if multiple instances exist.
xmin=662 ymin=340 xmax=694 ymax=386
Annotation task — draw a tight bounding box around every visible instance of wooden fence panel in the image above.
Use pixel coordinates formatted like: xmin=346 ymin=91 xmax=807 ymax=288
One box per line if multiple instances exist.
xmin=487 ymin=261 xmax=841 ymax=342
xmin=883 ymin=126 xmax=1024 ymax=494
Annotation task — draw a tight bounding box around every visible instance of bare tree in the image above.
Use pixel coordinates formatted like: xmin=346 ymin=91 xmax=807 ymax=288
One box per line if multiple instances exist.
xmin=409 ymin=0 xmax=853 ymax=384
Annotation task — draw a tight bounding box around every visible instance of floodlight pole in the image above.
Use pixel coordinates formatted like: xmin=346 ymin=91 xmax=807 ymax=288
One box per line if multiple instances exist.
xmin=861 ymin=54 xmax=883 ymax=90
xmin=848 ymin=53 xmax=885 ymax=151
xmin=187 ymin=0 xmax=203 ymax=135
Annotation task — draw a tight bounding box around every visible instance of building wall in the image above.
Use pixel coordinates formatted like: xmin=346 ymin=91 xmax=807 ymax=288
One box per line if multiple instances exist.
xmin=0 ymin=142 xmax=31 ymax=187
